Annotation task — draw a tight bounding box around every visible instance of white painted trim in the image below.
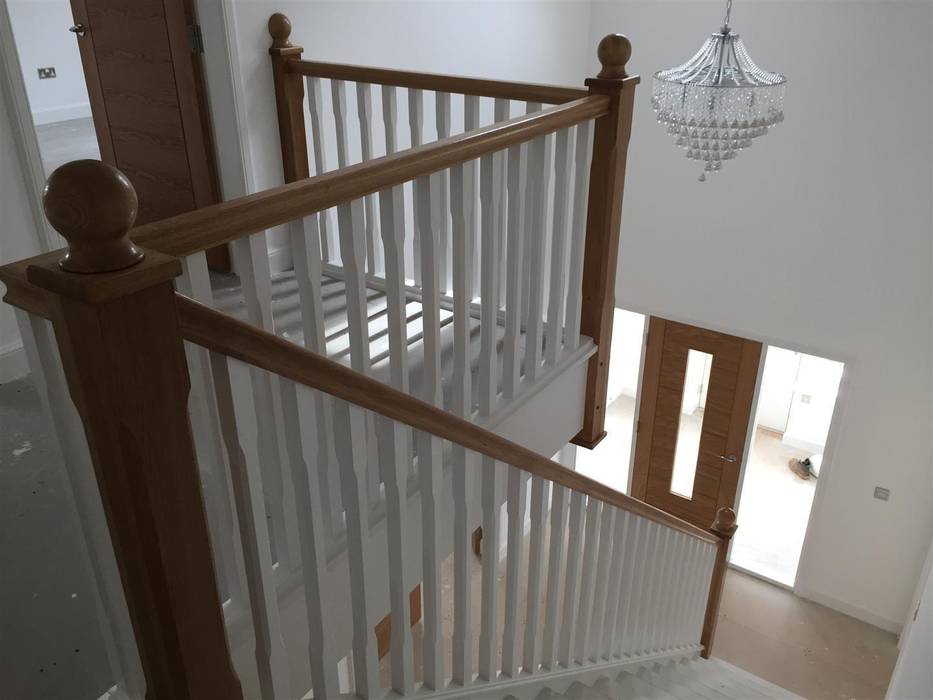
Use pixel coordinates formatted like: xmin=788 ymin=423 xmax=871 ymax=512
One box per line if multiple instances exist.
xmin=0 ymin=0 xmax=58 ymax=253
xmin=794 ymin=582 xmax=902 ymax=634
xmin=31 ymin=101 xmax=92 ymax=125
xmin=0 ymin=339 xmax=28 ymax=382
xmin=625 ymin=313 xmax=648 ymax=496
xmin=267 ymin=243 xmax=292 ymax=275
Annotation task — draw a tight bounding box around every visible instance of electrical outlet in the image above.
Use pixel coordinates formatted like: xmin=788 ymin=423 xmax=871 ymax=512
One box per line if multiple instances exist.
xmin=37 ymin=67 xmax=56 ymax=79
xmin=800 ymin=393 xmax=811 ymax=404
xmin=873 ymin=486 xmax=890 ymax=501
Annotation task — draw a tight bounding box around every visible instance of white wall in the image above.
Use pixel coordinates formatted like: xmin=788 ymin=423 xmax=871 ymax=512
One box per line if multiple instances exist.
xmin=783 ymin=354 xmax=844 ymax=454
xmin=589 ymin=0 xmax=933 ymax=631
xmin=0 ymin=51 xmax=43 ymax=378
xmin=886 ymin=541 xmax=933 ymax=699
xmin=755 ymin=346 xmax=798 ymax=433
xmin=7 ymin=0 xmax=90 ymax=124
xmin=224 ymin=0 xmax=594 ymax=269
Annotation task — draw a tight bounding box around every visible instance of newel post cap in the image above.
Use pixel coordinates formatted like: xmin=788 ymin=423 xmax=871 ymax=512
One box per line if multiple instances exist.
xmin=268 ymin=13 xmax=293 ymax=49
xmin=43 ymin=160 xmax=143 ymax=273
xmin=711 ymin=507 xmax=738 ymax=538
xmin=597 ymin=33 xmax=632 ymax=79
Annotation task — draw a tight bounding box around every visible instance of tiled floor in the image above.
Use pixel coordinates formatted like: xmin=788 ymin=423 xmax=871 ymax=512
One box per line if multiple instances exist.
xmin=715 ymin=570 xmax=898 ymax=700
xmin=34 ymin=117 xmax=100 ymax=176
xmin=731 ymin=427 xmax=816 ymax=586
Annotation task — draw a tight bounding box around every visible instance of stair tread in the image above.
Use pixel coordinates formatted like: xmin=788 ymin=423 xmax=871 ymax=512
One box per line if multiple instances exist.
xmin=543 ymin=656 xmax=800 ymax=699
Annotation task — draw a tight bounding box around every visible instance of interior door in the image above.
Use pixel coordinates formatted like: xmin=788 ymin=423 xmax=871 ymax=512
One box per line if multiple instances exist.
xmin=631 ymin=317 xmax=762 ymax=530
xmin=68 ymin=0 xmax=228 ymax=267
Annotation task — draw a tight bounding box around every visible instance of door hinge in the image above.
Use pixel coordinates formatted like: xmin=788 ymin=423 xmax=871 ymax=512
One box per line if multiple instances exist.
xmin=187 ymin=23 xmax=204 ymax=54
xmin=636 ymin=419 xmax=641 ymax=433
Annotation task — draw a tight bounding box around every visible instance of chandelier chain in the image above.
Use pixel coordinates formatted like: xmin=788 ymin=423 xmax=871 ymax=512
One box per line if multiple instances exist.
xmin=723 ymin=0 xmax=733 ymax=32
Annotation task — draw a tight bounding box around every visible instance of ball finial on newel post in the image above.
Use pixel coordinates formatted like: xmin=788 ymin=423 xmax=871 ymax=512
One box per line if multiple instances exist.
xmin=43 ymin=160 xmax=142 ymax=273
xmin=268 ymin=12 xmax=293 ymax=49
xmin=597 ymin=33 xmax=632 ymax=79
xmin=711 ymin=507 xmax=738 ymax=537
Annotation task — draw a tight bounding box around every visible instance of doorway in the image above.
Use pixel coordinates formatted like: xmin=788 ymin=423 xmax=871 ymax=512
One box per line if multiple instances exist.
xmin=729 ymin=346 xmax=845 ymax=587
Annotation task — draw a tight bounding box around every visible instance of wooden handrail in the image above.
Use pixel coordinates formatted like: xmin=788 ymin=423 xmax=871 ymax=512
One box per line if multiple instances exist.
xmin=290 ymin=59 xmax=589 ymax=105
xmin=175 ymin=292 xmax=718 ymax=545
xmin=130 ymin=95 xmax=607 ymax=258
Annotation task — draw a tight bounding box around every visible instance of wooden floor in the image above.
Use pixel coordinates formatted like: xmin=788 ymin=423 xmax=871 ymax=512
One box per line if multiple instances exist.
xmin=714 ymin=570 xmax=898 ymax=700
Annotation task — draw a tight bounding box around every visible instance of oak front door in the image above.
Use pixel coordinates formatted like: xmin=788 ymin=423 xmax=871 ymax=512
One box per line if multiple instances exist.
xmin=631 ymin=318 xmax=761 ymax=530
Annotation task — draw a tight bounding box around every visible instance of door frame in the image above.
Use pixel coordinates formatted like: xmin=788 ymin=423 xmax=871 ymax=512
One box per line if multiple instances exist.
xmin=623 ymin=306 xmax=853 ymax=592
xmin=0 ymin=0 xmax=251 ymax=250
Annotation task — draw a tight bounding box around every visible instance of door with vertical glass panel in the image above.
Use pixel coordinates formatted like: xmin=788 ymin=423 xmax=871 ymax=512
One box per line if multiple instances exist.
xmin=631 ymin=318 xmax=762 ymax=530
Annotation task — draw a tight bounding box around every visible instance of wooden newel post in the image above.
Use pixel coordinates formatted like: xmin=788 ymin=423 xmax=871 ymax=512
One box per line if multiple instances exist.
xmin=573 ymin=35 xmax=639 ymax=449
xmin=701 ymin=506 xmax=738 ymax=659
xmin=269 ymin=13 xmax=310 ymax=183
xmin=26 ymin=160 xmax=242 ymax=699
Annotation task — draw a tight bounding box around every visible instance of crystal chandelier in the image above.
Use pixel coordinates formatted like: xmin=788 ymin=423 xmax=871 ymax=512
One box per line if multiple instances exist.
xmin=651 ymin=0 xmax=786 ymax=181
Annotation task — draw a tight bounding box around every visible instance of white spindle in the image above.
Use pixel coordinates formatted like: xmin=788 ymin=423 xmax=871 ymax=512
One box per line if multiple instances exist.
xmin=435 ymin=92 xmax=452 ymax=293
xmin=501 ymin=466 xmax=528 ymax=677
xmin=15 ymin=310 xmax=144 ymax=697
xmin=479 ymin=450 xmax=501 ymax=681
xmin=617 ymin=517 xmax=645 ymax=657
xmin=519 ymin=103 xmax=542 ymax=342
xmin=465 ymin=95 xmax=481 ymax=294
xmin=408 ymin=89 xmax=424 ymax=286
xmin=231 ymin=236 xmax=301 ymax=571
xmin=558 ymin=490 xmax=587 ymax=667
xmin=306 ymin=76 xmax=334 ymax=261
xmin=332 ymin=79 xmax=351 ymax=168
xmin=416 ymin=172 xmax=445 ymax=689
xmin=211 ymin=354 xmax=291 ymax=700
xmin=522 ymin=476 xmax=549 ymax=674
xmin=692 ymin=543 xmax=718 ymax=645
xmin=177 ymin=253 xmax=245 ymax=608
xmin=279 ymin=379 xmax=340 ymax=697
xmin=494 ymin=99 xmax=510 ymax=300
xmin=479 ymin=150 xmax=502 ymax=417
xmin=523 ymin=132 xmax=552 ymax=384
xmin=588 ymin=503 xmax=616 ymax=662
xmin=289 ymin=214 xmax=342 ymax=536
xmin=542 ymin=483 xmax=569 ymax=670
xmin=647 ymin=528 xmax=673 ymax=653
xmin=356 ymin=82 xmax=382 ymax=274
xmin=631 ymin=521 xmax=661 ymax=656
xmin=564 ymin=121 xmax=595 ymax=351
xmin=333 ymin=399 xmax=380 ymax=697
xmin=575 ymin=497 xmax=602 ymax=663
xmin=545 ymin=128 xmax=573 ymax=366
xmin=449 ymin=161 xmax=475 ymax=686
xmin=603 ymin=510 xmax=631 ymax=658
xmin=378 ymin=182 xmax=416 ymax=694
xmin=502 ymin=142 xmax=527 ymax=400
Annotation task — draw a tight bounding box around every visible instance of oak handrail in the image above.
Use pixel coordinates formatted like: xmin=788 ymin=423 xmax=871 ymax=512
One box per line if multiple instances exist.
xmin=175 ymin=292 xmax=718 ymax=545
xmin=130 ymin=95 xmax=608 ymax=258
xmin=290 ymin=59 xmax=589 ymax=105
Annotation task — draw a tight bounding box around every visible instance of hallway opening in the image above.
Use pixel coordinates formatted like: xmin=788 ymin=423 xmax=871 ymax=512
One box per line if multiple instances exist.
xmin=730 ymin=346 xmax=845 ymax=587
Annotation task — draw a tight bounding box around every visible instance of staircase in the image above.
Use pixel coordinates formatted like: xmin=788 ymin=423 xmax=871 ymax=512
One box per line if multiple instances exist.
xmin=540 ymin=657 xmax=801 ymax=699
xmin=0 ymin=15 xmax=801 ymax=700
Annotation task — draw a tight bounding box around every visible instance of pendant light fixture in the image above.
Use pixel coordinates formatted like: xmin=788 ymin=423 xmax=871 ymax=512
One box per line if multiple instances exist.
xmin=651 ymin=0 xmax=786 ymax=181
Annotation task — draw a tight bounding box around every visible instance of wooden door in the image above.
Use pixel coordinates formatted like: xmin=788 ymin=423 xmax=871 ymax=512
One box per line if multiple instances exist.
xmin=631 ymin=318 xmax=761 ymax=530
xmin=68 ymin=0 xmax=228 ymax=267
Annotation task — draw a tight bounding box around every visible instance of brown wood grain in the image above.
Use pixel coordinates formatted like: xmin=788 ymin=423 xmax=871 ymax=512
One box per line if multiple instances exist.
xmin=270 ymin=36 xmax=310 ymax=183
xmin=630 ymin=319 xmax=762 ymax=530
xmin=573 ymin=75 xmax=639 ymax=447
xmin=130 ymin=96 xmax=608 ymax=257
xmin=290 ymin=60 xmax=588 ymax=105
xmin=27 ymin=267 xmax=241 ymax=699
xmin=68 ymin=0 xmax=228 ymax=268
xmin=175 ymin=293 xmax=717 ymax=544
